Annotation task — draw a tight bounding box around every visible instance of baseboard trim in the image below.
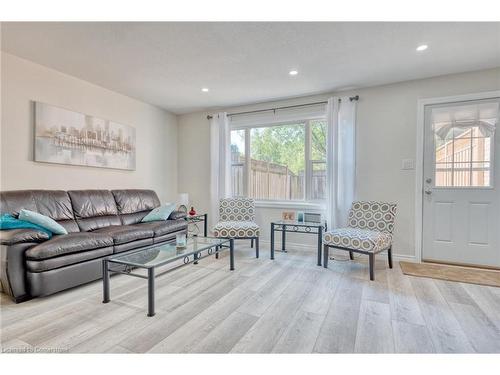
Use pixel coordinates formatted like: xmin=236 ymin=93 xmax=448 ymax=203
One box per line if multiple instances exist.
xmin=256 ymin=239 xmax=417 ymax=263
xmin=392 ymin=254 xmax=416 ymax=263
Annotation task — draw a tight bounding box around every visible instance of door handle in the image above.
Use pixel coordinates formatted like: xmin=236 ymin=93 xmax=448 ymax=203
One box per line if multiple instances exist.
xmin=424 ymin=189 xmax=432 ymax=195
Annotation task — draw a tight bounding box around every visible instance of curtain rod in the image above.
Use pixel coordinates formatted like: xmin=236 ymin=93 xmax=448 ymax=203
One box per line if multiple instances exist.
xmin=206 ymin=95 xmax=359 ymax=120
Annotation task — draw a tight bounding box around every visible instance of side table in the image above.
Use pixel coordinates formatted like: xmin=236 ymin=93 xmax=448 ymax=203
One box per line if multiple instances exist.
xmin=270 ymin=220 xmax=327 ymax=266
xmin=186 ymin=213 xmax=208 ymax=237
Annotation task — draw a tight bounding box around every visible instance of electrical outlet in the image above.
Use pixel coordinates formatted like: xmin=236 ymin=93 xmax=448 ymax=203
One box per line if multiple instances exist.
xmin=401 ymin=158 xmax=415 ymax=170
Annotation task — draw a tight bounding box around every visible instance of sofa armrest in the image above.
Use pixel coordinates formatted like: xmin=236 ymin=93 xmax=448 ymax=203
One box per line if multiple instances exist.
xmin=168 ymin=210 xmax=187 ymax=220
xmin=1 ymin=241 xmax=37 ymax=302
xmin=0 ymin=229 xmax=50 ymax=246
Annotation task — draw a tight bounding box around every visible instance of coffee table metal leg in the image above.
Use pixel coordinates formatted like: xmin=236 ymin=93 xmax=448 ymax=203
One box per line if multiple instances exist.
xmin=282 ymin=225 xmax=286 ymax=253
xmin=102 ymin=259 xmax=110 ymax=303
xmin=270 ymin=223 xmax=275 ymax=260
xmin=215 ymin=245 xmax=219 ymax=259
xmin=194 ymin=252 xmax=199 ymax=264
xmin=147 ymin=268 xmax=155 ymax=317
xmin=203 ymin=214 xmax=208 ymax=237
xmin=229 ymin=239 xmax=235 ymax=271
xmin=317 ymin=226 xmax=323 ymax=266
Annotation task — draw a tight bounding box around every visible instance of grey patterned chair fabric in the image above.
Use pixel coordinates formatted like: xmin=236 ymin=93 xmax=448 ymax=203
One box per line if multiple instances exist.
xmin=213 ymin=198 xmax=260 ymax=257
xmin=213 ymin=221 xmax=260 ymax=238
xmin=323 ymin=227 xmax=392 ymax=253
xmin=219 ymin=197 xmax=255 ymax=222
xmin=323 ymin=201 xmax=396 ymax=253
xmin=322 ymin=201 xmax=397 ymax=280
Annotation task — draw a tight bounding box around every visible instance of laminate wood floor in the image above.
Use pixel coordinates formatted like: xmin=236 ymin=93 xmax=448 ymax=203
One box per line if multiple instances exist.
xmin=1 ymin=244 xmax=499 ymax=353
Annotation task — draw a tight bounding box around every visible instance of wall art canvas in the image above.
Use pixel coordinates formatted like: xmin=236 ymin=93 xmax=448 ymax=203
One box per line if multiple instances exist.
xmin=34 ymin=102 xmax=136 ymax=170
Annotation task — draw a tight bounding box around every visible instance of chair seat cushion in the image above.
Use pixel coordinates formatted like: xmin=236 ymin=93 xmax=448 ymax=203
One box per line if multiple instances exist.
xmin=137 ymin=220 xmax=188 ymax=237
xmin=93 ymin=224 xmax=154 ymax=244
xmin=323 ymin=228 xmax=392 ymax=253
xmin=26 ymin=232 xmax=114 ymax=260
xmin=213 ymin=221 xmax=260 ymax=238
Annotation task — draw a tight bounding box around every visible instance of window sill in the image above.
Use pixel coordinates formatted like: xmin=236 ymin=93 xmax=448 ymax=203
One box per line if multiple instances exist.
xmin=255 ymin=200 xmax=325 ymax=210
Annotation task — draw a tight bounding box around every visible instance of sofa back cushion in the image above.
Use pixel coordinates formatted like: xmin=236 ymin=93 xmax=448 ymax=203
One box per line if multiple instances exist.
xmin=112 ymin=190 xmax=161 ymax=225
xmin=68 ymin=190 xmax=120 ymax=232
xmin=31 ymin=190 xmax=80 ymax=233
xmin=1 ymin=190 xmax=37 ymax=217
xmin=0 ymin=190 xmax=80 ymax=233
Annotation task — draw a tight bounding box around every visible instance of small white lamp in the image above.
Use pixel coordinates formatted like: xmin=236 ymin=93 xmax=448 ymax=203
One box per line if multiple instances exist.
xmin=177 ymin=193 xmax=189 ymax=213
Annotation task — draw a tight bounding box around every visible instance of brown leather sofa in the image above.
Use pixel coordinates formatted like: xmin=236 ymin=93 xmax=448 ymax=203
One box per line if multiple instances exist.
xmin=0 ymin=189 xmax=187 ymax=302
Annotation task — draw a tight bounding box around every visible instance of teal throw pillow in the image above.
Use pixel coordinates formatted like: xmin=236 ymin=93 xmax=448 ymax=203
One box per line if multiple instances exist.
xmin=141 ymin=203 xmax=176 ymax=222
xmin=0 ymin=214 xmax=53 ymax=238
xmin=18 ymin=209 xmax=68 ymax=235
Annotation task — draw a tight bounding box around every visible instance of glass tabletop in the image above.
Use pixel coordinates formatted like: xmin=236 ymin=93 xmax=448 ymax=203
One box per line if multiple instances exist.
xmin=272 ymin=220 xmax=325 ymax=227
xmin=107 ymin=236 xmax=229 ymax=268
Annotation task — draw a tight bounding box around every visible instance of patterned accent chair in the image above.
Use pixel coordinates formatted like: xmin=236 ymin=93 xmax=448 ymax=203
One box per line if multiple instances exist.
xmin=322 ymin=201 xmax=397 ymax=280
xmin=213 ymin=198 xmax=260 ymax=258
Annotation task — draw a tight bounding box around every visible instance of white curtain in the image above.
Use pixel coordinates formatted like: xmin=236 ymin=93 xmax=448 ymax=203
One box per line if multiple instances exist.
xmin=326 ymin=97 xmax=357 ymax=229
xmin=210 ymin=112 xmax=232 ymax=225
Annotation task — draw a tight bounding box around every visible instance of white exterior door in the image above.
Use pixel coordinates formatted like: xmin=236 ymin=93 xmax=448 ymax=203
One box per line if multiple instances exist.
xmin=422 ymin=97 xmax=500 ymax=268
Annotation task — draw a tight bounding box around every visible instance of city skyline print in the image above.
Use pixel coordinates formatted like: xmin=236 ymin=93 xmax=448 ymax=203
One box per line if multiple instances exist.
xmin=34 ymin=102 xmax=136 ymax=170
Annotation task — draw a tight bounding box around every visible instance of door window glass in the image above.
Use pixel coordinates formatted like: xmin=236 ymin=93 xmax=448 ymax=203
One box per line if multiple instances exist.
xmin=433 ymin=103 xmax=497 ymax=187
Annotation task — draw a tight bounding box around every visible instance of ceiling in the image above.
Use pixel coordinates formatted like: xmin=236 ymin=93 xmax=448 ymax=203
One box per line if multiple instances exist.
xmin=2 ymin=22 xmax=500 ymax=114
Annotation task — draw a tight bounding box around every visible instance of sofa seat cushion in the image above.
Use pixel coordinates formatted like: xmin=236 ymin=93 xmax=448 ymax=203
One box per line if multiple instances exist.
xmin=322 ymin=228 xmax=392 ymax=253
xmin=25 ymin=232 xmax=114 ymax=260
xmin=137 ymin=220 xmax=188 ymax=237
xmin=93 ymin=224 xmax=154 ymax=244
xmin=213 ymin=221 xmax=260 ymax=238
xmin=26 ymin=246 xmax=113 ymax=272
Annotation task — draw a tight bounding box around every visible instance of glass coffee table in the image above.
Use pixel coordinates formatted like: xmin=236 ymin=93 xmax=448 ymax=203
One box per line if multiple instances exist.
xmin=102 ymin=236 xmax=233 ymax=317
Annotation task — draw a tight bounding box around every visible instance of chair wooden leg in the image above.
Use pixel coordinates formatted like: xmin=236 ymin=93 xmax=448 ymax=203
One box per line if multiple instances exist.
xmin=349 ymin=251 xmax=354 ymax=260
xmin=388 ymin=246 xmax=393 ymax=269
xmin=251 ymin=239 xmax=254 ymax=248
xmin=323 ymin=245 xmax=329 ymax=268
xmin=255 ymin=237 xmax=259 ymax=258
xmin=369 ymin=253 xmax=375 ymax=281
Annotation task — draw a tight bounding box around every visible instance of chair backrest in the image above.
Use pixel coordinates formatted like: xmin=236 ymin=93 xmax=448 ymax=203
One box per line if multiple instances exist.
xmin=347 ymin=201 xmax=397 ymax=233
xmin=219 ymin=198 xmax=255 ymax=221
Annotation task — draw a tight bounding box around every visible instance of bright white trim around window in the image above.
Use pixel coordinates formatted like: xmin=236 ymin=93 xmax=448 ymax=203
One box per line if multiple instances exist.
xmin=255 ymin=200 xmax=325 ymax=210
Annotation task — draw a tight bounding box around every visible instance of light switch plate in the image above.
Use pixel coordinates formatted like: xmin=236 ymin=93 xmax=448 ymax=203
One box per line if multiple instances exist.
xmin=401 ymin=158 xmax=415 ymax=170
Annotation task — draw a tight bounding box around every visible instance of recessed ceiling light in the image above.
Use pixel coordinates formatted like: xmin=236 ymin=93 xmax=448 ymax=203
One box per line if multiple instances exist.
xmin=416 ymin=44 xmax=428 ymax=52
xmin=289 ymin=70 xmax=298 ymax=76
xmin=201 ymin=88 xmax=209 ymax=92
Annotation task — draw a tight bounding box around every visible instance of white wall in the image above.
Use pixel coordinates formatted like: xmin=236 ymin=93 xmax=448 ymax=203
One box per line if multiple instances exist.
xmin=178 ymin=67 xmax=500 ymax=258
xmin=0 ymin=52 xmax=178 ymax=203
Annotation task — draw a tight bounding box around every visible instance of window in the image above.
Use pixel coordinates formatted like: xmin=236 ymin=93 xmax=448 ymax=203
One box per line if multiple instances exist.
xmin=230 ymin=129 xmax=245 ymax=196
xmin=230 ymin=119 xmax=327 ymax=201
xmin=432 ymin=101 xmax=497 ymax=188
xmin=435 ymin=126 xmax=492 ymax=187
xmin=310 ymin=120 xmax=327 ymax=200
